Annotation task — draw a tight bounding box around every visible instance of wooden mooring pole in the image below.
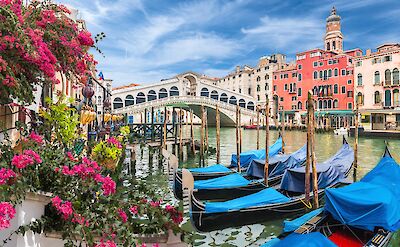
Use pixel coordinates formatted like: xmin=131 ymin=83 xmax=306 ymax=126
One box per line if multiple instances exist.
xmin=163 ymin=108 xmax=167 ymax=149
xmin=264 ymin=96 xmax=270 ymax=186
xmin=179 ymin=108 xmax=183 ymax=160
xmin=256 ymin=105 xmax=260 ymax=150
xmin=310 ymin=95 xmax=319 ymax=209
xmin=200 ymin=105 xmax=205 ymax=166
xmin=305 ymin=92 xmax=312 ymax=206
xmin=190 ymin=110 xmax=195 ymax=155
xmin=239 ymin=107 xmax=242 ymax=154
xmin=216 ymin=105 xmax=221 ymax=164
xmin=205 ymin=109 xmax=209 ymax=153
xmin=354 ymin=99 xmax=359 ymax=182
xmin=236 ymin=104 xmax=241 ymax=172
xmin=281 ymin=109 xmax=285 ymax=153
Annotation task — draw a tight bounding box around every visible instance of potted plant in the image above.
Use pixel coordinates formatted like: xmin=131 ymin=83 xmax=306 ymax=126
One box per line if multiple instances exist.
xmin=91 ymin=137 xmax=123 ymax=170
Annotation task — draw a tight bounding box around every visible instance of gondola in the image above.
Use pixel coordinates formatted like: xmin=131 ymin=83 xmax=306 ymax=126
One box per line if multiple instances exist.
xmin=172 ymin=137 xmax=283 ymax=199
xmin=188 ymin=139 xmax=354 ymax=232
xmin=262 ymin=146 xmax=399 ymax=247
xmin=183 ymin=144 xmax=307 ymax=201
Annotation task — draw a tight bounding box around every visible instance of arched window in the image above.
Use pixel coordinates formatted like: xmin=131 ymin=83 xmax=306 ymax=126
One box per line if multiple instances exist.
xmin=298 ymin=73 xmax=302 ymax=81
xmin=357 ymin=73 xmax=362 ymax=86
xmin=169 ymin=86 xmax=179 ymax=96
xmin=210 ymin=90 xmax=218 ymax=100
xmin=247 ymin=101 xmax=255 ymax=110
xmin=334 ymin=84 xmax=338 ymax=94
xmin=158 ymin=88 xmax=168 ymax=99
xmin=385 ymin=69 xmax=392 ymax=85
xmin=374 ymin=91 xmax=381 ymax=104
xmin=385 ymin=90 xmax=391 ymax=107
xmin=239 ymin=99 xmax=246 ymax=108
xmin=113 ymin=97 xmax=123 ymax=109
xmin=334 ymin=68 xmax=338 ymax=76
xmin=298 ymin=88 xmax=302 ymax=96
xmin=298 ymin=101 xmax=302 ymax=110
xmin=393 ymin=68 xmax=399 ymax=85
xmin=328 ymin=69 xmax=332 ymax=77
xmin=327 ymin=100 xmax=332 ymax=109
xmin=313 ymin=86 xmax=318 ymax=95
xmin=374 ymin=71 xmax=380 ymax=85
xmin=125 ymin=95 xmax=134 ymax=106
xmin=229 ymin=96 xmax=237 ymax=105
xmin=323 ymin=70 xmax=327 ymax=79
xmin=265 ymin=74 xmax=269 ymax=80
xmin=147 ymin=90 xmax=157 ymax=101
xmin=332 ymin=41 xmax=336 ymax=50
xmin=200 ymin=87 xmax=209 ymax=97
xmin=136 ymin=92 xmax=145 ymax=104
xmin=357 ymin=92 xmax=363 ymax=105
xmin=327 ymin=42 xmax=330 ymax=50
xmin=318 ymin=100 xmax=322 ymax=109
xmin=323 ymin=100 xmax=327 ymax=109
xmin=257 ymin=85 xmax=260 ymax=92
xmin=394 ymin=89 xmax=400 ymax=106
xmin=220 ymin=93 xmax=228 ymax=103
xmin=256 ymin=76 xmax=261 ymax=82
xmin=313 ymin=71 xmax=318 ymax=79
xmin=98 ymin=96 xmax=102 ymax=104
xmin=333 ymin=99 xmax=338 ymax=108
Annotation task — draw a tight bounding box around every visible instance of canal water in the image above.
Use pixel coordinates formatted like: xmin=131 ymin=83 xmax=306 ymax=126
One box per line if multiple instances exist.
xmin=132 ymin=127 xmax=400 ymax=246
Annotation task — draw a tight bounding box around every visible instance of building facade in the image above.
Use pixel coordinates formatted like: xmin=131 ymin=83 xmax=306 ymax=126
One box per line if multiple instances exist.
xmin=354 ymin=43 xmax=400 ymax=130
xmin=272 ymin=7 xmax=362 ymax=127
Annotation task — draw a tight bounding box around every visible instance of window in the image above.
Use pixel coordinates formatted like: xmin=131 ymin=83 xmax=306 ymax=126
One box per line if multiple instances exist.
xmin=334 ymin=84 xmax=338 ymax=94
xmin=273 ymin=85 xmax=277 ymax=91
xmin=384 ymin=55 xmax=392 ymax=62
xmin=341 ymin=69 xmax=346 ymax=76
xmin=274 ymin=75 xmax=277 ymax=80
xmin=328 ymin=100 xmax=332 ymax=109
xmin=328 ymin=60 xmax=333 ymax=65
xmin=357 ymin=73 xmax=362 ymax=86
xmin=319 ymin=62 xmax=323 ymax=66
xmin=374 ymin=71 xmax=380 ymax=85
xmin=257 ymin=95 xmax=260 ymax=101
xmin=265 ymin=83 xmax=268 ymax=90
xmin=313 ymin=61 xmax=318 ymax=67
xmin=257 ymin=76 xmax=261 ymax=82
xmin=248 ymin=88 xmax=251 ymax=95
xmin=292 ymin=96 xmax=297 ymax=101
xmin=298 ymin=64 xmax=302 ymax=70
xmin=356 ymin=61 xmax=362 ymax=67
xmin=333 ymin=100 xmax=338 ymax=108
xmin=239 ymin=88 xmax=242 ymax=93
xmin=313 ymin=71 xmax=318 ymax=79
xmin=348 ymin=79 xmax=352 ymax=85
xmin=385 ymin=90 xmax=392 ymax=107
xmin=280 ymin=97 xmax=284 ymax=102
xmin=357 ymin=92 xmax=364 ymax=105
xmin=394 ymin=89 xmax=400 ymax=106
xmin=341 ymin=86 xmax=346 ymax=94
xmin=319 ymin=71 xmax=323 ymax=78
xmin=348 ymin=103 xmax=353 ymax=110
xmin=328 ymin=69 xmax=332 ymax=77
xmin=284 ymin=74 xmax=289 ymax=79
xmin=298 ymin=88 xmax=302 ymax=96
xmin=257 ymin=85 xmax=261 ymax=92
xmin=292 ymin=72 xmax=297 ymax=77
xmin=323 ymin=70 xmax=327 ymax=79
xmin=334 ymin=68 xmax=338 ymax=77
xmin=393 ymin=68 xmax=399 ymax=85
xmin=239 ymin=74 xmax=242 ymax=77
xmin=284 ymin=84 xmax=288 ymax=90
xmin=265 ymin=74 xmax=269 ymax=80
xmin=374 ymin=91 xmax=381 ymax=104
xmin=385 ymin=69 xmax=392 ymax=85
xmin=298 ymin=73 xmax=302 ymax=81
xmin=347 ymin=91 xmax=353 ymax=97
xmin=298 ymin=101 xmax=302 ymax=110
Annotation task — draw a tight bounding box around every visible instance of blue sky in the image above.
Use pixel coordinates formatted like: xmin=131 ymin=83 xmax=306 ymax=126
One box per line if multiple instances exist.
xmin=64 ymin=0 xmax=400 ymax=87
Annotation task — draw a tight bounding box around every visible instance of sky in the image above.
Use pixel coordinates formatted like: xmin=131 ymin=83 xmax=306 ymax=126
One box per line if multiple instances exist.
xmin=64 ymin=0 xmax=400 ymax=87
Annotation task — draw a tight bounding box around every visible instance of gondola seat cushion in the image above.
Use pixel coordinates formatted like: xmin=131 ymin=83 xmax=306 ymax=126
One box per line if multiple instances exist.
xmin=204 ymin=188 xmax=290 ymax=213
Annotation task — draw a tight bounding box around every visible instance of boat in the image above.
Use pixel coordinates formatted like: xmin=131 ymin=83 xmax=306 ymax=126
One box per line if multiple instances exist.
xmin=262 ymin=146 xmax=399 ymax=247
xmin=188 ymin=139 xmax=354 ymax=232
xmin=243 ymin=124 xmax=265 ymax=130
xmin=172 ymin=137 xmax=283 ymax=199
xmin=333 ymin=127 xmax=348 ymax=135
xmin=185 ymin=144 xmax=307 ymax=201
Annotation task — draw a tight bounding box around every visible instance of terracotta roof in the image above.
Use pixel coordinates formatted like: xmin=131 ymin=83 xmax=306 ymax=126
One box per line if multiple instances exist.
xmin=113 ymin=83 xmax=141 ymax=90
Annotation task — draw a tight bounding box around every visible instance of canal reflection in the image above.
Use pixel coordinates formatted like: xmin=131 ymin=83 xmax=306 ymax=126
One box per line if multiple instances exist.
xmin=133 ymin=126 xmax=400 ymax=246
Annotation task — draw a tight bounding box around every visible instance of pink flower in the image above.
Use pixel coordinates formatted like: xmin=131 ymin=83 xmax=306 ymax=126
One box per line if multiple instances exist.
xmin=150 ymin=200 xmax=160 ymax=208
xmin=0 ymin=168 xmax=16 ymax=185
xmin=100 ymin=176 xmax=116 ymax=196
xmin=129 ymin=206 xmax=138 ymax=215
xmin=77 ymin=30 xmax=94 ymax=46
xmin=152 ymin=244 xmax=160 ymax=247
xmin=95 ymin=240 xmax=117 ymax=247
xmin=72 ymin=213 xmax=89 ymax=227
xmin=2 ymin=75 xmax=15 ymax=87
xmin=66 ymin=151 xmax=76 ymax=162
xmin=117 ymin=208 xmax=127 ymax=223
xmin=28 ymin=132 xmax=43 ymax=145
xmin=107 ymin=137 xmax=122 ymax=149
xmin=11 ymin=154 xmax=34 ymax=169
xmin=51 ymin=196 xmax=73 ymax=219
xmin=23 ymin=150 xmax=42 ymax=163
xmin=0 ymin=202 xmax=16 ymax=230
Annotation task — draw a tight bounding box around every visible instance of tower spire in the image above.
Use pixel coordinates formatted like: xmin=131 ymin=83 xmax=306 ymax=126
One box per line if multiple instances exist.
xmin=325 ymin=6 xmax=343 ymax=53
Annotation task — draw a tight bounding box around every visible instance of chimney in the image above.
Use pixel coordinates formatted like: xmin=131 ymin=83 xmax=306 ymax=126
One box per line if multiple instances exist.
xmin=236 ymin=66 xmax=240 ymax=73
xmin=366 ymin=49 xmax=371 ymax=56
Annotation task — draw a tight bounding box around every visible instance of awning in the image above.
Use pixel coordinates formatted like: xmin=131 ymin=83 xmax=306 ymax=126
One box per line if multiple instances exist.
xmin=301 ymin=110 xmax=354 ymax=116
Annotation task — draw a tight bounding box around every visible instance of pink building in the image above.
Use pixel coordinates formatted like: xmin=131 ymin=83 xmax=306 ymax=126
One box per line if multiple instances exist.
xmin=354 ymin=44 xmax=400 ymax=130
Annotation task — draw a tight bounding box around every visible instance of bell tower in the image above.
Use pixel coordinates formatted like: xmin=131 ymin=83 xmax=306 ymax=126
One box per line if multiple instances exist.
xmin=325 ymin=6 xmax=343 ymax=53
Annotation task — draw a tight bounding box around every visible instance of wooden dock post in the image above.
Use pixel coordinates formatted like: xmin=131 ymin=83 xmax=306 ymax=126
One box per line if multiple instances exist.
xmin=239 ymin=107 xmax=242 ymax=154
xmin=163 ymin=108 xmax=167 ymax=149
xmin=281 ymin=109 xmax=285 ymax=153
xmin=179 ymin=108 xmax=183 ymax=160
xmin=310 ymin=95 xmax=319 ymax=209
xmin=305 ymin=92 xmax=312 ymax=206
xmin=216 ymin=104 xmax=221 ymax=164
xmin=200 ymin=105 xmax=205 ymax=166
xmin=264 ymin=96 xmax=270 ymax=186
xmin=236 ymin=104 xmax=241 ymax=172
xmin=151 ymin=107 xmax=155 ymax=141
xmin=205 ymin=108 xmax=209 ymax=153
xmin=256 ymin=105 xmax=260 ymax=150
xmin=190 ymin=110 xmax=195 ymax=155
xmin=354 ymin=99 xmax=359 ymax=182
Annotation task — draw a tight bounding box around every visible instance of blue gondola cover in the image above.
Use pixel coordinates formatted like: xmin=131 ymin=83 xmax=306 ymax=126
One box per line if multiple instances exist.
xmin=266 ymin=232 xmax=336 ymax=247
xmin=194 ymin=173 xmax=252 ymax=189
xmin=247 ymin=144 xmax=307 ymax=178
xmin=204 ymin=188 xmax=290 ymax=213
xmin=188 ymin=164 xmax=230 ymax=173
xmin=324 ymin=153 xmax=400 ymax=231
xmin=280 ymin=143 xmax=353 ymax=193
xmin=230 ymin=137 xmax=282 ymax=169
xmin=283 ymin=208 xmax=324 ymax=233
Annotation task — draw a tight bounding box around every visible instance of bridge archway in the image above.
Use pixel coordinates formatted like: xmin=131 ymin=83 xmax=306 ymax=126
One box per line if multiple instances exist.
xmin=125 ymin=95 xmax=134 ymax=107
xmin=136 ymin=92 xmax=146 ymax=104
xmin=159 ymin=88 xmax=168 ymax=99
xmin=184 ymin=75 xmax=197 ymax=96
xmin=113 ymin=97 xmax=123 ymax=109
xmin=220 ymin=93 xmax=228 ymax=103
xmin=210 ymin=90 xmax=218 ymax=100
xmin=170 ymin=86 xmax=179 ymax=96
xmin=239 ymin=99 xmax=246 ymax=108
xmin=247 ymin=101 xmax=255 ymax=110
xmin=229 ymin=96 xmax=237 ymax=105
xmin=148 ymin=90 xmax=157 ymax=101
xmin=200 ymin=87 xmax=209 ymax=97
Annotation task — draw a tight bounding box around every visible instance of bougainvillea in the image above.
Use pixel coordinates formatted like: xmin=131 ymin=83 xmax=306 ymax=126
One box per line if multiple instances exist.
xmin=0 ymin=202 xmax=16 ymax=230
xmin=0 ymin=0 xmax=96 ymax=104
xmin=0 ymin=168 xmax=16 ymax=185
xmin=11 ymin=149 xmax=42 ymax=169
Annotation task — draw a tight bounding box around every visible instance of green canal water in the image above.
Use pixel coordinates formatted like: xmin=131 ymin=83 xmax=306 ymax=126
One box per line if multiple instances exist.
xmin=132 ymin=127 xmax=400 ymax=246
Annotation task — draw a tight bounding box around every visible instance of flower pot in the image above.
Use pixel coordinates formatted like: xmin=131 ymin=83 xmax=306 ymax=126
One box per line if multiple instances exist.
xmin=100 ymin=158 xmax=119 ymax=170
